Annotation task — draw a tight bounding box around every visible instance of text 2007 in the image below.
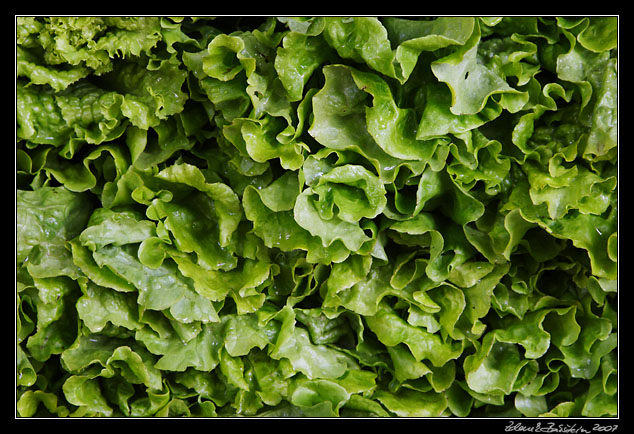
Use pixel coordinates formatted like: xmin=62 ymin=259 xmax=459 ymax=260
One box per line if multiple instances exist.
xmin=592 ymin=425 xmax=618 ymax=433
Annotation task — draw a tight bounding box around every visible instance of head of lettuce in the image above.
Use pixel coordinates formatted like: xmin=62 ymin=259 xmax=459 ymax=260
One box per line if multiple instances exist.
xmin=16 ymin=16 xmax=617 ymax=418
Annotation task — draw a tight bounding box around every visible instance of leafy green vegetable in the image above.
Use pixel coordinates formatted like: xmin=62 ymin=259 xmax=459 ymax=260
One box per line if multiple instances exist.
xmin=16 ymin=16 xmax=617 ymax=418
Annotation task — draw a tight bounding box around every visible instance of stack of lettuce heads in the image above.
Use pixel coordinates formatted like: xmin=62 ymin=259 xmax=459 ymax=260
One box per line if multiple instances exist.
xmin=16 ymin=16 xmax=618 ymax=418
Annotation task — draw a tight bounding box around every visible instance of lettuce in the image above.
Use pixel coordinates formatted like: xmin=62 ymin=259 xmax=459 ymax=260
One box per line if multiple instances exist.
xmin=16 ymin=16 xmax=617 ymax=418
